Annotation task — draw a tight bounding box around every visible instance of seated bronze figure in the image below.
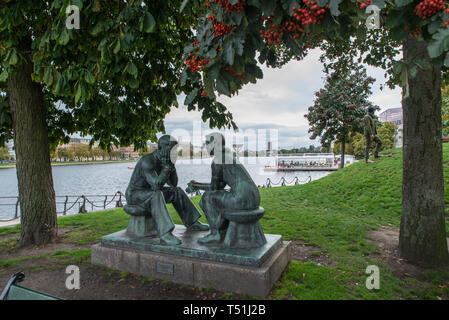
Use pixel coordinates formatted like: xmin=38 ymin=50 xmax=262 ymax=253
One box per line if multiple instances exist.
xmin=187 ymin=132 xmax=266 ymax=248
xmin=124 ymin=135 xmax=208 ymax=245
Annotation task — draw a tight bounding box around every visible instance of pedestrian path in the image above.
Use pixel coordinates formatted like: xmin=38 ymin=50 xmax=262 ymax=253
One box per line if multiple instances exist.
xmin=0 ymin=218 xmax=20 ymax=228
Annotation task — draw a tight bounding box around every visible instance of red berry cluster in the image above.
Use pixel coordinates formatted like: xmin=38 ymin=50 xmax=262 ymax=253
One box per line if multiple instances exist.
xmin=225 ymin=64 xmax=245 ymax=80
xmin=205 ymin=0 xmax=246 ymax=12
xmin=201 ymin=90 xmax=208 ymax=97
xmin=284 ymin=20 xmax=305 ymax=39
xmin=410 ymin=27 xmax=422 ymax=37
xmin=192 ymin=38 xmax=201 ymax=47
xmin=414 ymin=0 xmax=446 ymax=19
xmin=207 ymin=15 xmax=234 ymax=37
xmin=259 ymin=16 xmax=286 ymax=45
xmin=185 ymin=53 xmax=211 ymax=72
xmin=358 ymin=0 xmax=372 ymax=9
xmin=292 ymin=1 xmax=327 ymax=27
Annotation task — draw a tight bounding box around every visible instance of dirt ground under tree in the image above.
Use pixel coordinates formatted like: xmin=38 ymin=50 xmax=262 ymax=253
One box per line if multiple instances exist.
xmin=0 ymin=226 xmax=448 ymax=300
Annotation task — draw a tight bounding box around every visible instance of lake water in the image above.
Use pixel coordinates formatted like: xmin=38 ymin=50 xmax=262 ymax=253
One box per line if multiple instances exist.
xmin=0 ymin=157 xmax=332 ymax=220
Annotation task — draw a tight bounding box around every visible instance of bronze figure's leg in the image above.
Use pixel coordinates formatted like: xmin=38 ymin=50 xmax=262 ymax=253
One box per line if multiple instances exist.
xmin=198 ymin=191 xmax=229 ymax=244
xmin=162 ymin=187 xmax=209 ymax=231
xmin=129 ymin=189 xmax=181 ymax=245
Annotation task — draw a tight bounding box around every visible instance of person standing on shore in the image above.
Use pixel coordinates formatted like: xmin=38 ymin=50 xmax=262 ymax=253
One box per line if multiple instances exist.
xmin=364 ymin=107 xmax=382 ymax=163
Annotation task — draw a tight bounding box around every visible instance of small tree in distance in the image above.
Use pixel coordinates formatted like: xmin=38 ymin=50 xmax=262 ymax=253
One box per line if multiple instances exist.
xmin=306 ymin=65 xmax=378 ymax=168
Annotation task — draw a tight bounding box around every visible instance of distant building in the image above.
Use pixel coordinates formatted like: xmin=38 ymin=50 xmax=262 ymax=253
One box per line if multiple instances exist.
xmin=113 ymin=145 xmax=140 ymax=159
xmin=379 ymin=107 xmax=403 ymax=125
xmin=59 ymin=137 xmax=95 ymax=149
xmin=379 ymin=108 xmax=403 ymax=148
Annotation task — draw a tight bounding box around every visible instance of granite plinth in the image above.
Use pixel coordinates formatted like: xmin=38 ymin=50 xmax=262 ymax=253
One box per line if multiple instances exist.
xmin=100 ymin=225 xmax=282 ymax=267
xmin=91 ymin=240 xmax=291 ymax=297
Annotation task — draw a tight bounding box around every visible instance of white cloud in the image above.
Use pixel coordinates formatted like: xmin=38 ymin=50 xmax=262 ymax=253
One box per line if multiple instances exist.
xmin=165 ymin=49 xmax=401 ymax=148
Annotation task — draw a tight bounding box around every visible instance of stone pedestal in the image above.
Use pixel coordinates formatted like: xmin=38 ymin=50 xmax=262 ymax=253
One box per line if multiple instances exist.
xmin=91 ymin=225 xmax=292 ymax=297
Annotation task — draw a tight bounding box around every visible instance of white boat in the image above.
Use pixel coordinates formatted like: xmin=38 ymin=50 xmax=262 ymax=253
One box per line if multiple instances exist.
xmin=264 ymin=153 xmax=357 ymax=171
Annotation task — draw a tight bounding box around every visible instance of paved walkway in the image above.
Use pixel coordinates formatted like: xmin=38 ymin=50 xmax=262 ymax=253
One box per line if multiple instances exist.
xmin=0 ymin=218 xmax=20 ymax=228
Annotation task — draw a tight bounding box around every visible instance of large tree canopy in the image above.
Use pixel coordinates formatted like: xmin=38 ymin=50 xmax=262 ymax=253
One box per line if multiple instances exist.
xmin=0 ymin=0 xmax=239 ymax=246
xmin=0 ymin=0 xmax=236 ymax=150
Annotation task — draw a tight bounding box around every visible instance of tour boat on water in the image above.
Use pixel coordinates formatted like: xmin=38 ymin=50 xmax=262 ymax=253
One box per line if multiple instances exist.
xmin=264 ymin=153 xmax=357 ymax=172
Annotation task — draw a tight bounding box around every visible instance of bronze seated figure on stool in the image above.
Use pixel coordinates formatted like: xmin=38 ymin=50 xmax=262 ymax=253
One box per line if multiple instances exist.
xmin=187 ymin=132 xmax=267 ymax=249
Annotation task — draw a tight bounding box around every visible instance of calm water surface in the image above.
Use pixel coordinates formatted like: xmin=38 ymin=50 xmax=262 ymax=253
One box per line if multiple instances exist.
xmin=0 ymin=157 xmax=331 ymax=219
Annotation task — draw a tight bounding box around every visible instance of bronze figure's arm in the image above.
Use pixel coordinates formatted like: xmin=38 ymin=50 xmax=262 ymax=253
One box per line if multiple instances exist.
xmin=141 ymin=160 xmax=171 ymax=191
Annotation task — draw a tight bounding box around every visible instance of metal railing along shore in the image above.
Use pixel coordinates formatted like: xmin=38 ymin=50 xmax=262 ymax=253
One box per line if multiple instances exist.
xmin=0 ymin=176 xmax=312 ymax=222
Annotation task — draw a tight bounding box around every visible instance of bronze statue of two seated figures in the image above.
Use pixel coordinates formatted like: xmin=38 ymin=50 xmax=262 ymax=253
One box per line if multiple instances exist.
xmin=124 ymin=133 xmax=266 ymax=249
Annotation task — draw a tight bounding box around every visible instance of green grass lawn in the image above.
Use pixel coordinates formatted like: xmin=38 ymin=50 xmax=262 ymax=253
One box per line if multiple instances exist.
xmin=1 ymin=146 xmax=449 ymax=299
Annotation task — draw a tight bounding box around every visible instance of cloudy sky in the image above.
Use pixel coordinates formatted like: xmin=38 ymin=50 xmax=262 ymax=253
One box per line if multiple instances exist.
xmin=163 ymin=48 xmax=402 ymax=150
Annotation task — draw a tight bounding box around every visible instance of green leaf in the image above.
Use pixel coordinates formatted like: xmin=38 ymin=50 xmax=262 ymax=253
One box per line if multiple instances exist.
xmin=281 ymin=0 xmax=300 ymax=15
xmin=247 ymin=0 xmax=260 ymax=6
xmin=216 ymin=76 xmax=230 ymax=95
xmin=90 ymin=22 xmax=104 ymax=36
xmin=143 ymin=12 xmax=156 ymax=33
xmin=408 ymin=64 xmax=418 ymax=78
xmin=44 ymin=68 xmax=54 ymax=86
xmin=394 ymin=0 xmax=414 ymax=6
xmin=185 ymin=88 xmax=198 ymax=105
xmin=400 ymin=68 xmax=408 ymax=87
xmin=129 ymin=78 xmax=139 ymax=89
xmin=85 ymin=70 xmax=95 ymax=84
xmin=125 ymin=62 xmax=138 ymax=77
xmin=113 ymin=39 xmax=121 ymax=54
xmin=8 ymin=49 xmax=18 ymax=66
xmin=224 ymin=41 xmax=235 ymax=65
xmin=415 ymin=58 xmax=431 ymax=70
xmin=207 ymin=63 xmax=221 ymax=80
xmin=75 ymin=82 xmax=82 ymax=104
xmin=428 ymin=27 xmax=449 ymax=58
xmin=329 ymin=0 xmax=343 ymax=16
xmin=54 ymin=75 xmax=65 ymax=95
xmin=0 ymin=70 xmax=8 ymax=82
xmin=385 ymin=9 xmax=405 ymax=28
xmin=260 ymin=0 xmax=276 ymax=16
xmin=428 ymin=20 xmax=442 ymax=35
xmin=392 ymin=61 xmax=404 ymax=75
xmin=204 ymin=76 xmax=216 ymax=99
xmin=58 ymin=28 xmax=70 ymax=46
xmin=371 ymin=0 xmax=386 ymax=9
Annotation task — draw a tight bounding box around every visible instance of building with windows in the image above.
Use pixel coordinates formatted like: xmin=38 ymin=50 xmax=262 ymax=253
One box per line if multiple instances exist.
xmin=59 ymin=137 xmax=95 ymax=149
xmin=379 ymin=108 xmax=403 ymax=148
xmin=379 ymin=107 xmax=403 ymax=125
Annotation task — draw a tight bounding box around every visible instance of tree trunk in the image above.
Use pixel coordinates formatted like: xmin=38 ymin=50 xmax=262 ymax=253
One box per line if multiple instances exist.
xmin=7 ymin=42 xmax=57 ymax=246
xmin=399 ymin=36 xmax=449 ymax=266
xmin=339 ymin=138 xmax=345 ymax=169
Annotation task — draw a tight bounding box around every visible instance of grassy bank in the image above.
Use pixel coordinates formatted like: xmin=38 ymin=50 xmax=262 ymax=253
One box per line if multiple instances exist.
xmin=1 ymin=146 xmax=448 ymax=299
